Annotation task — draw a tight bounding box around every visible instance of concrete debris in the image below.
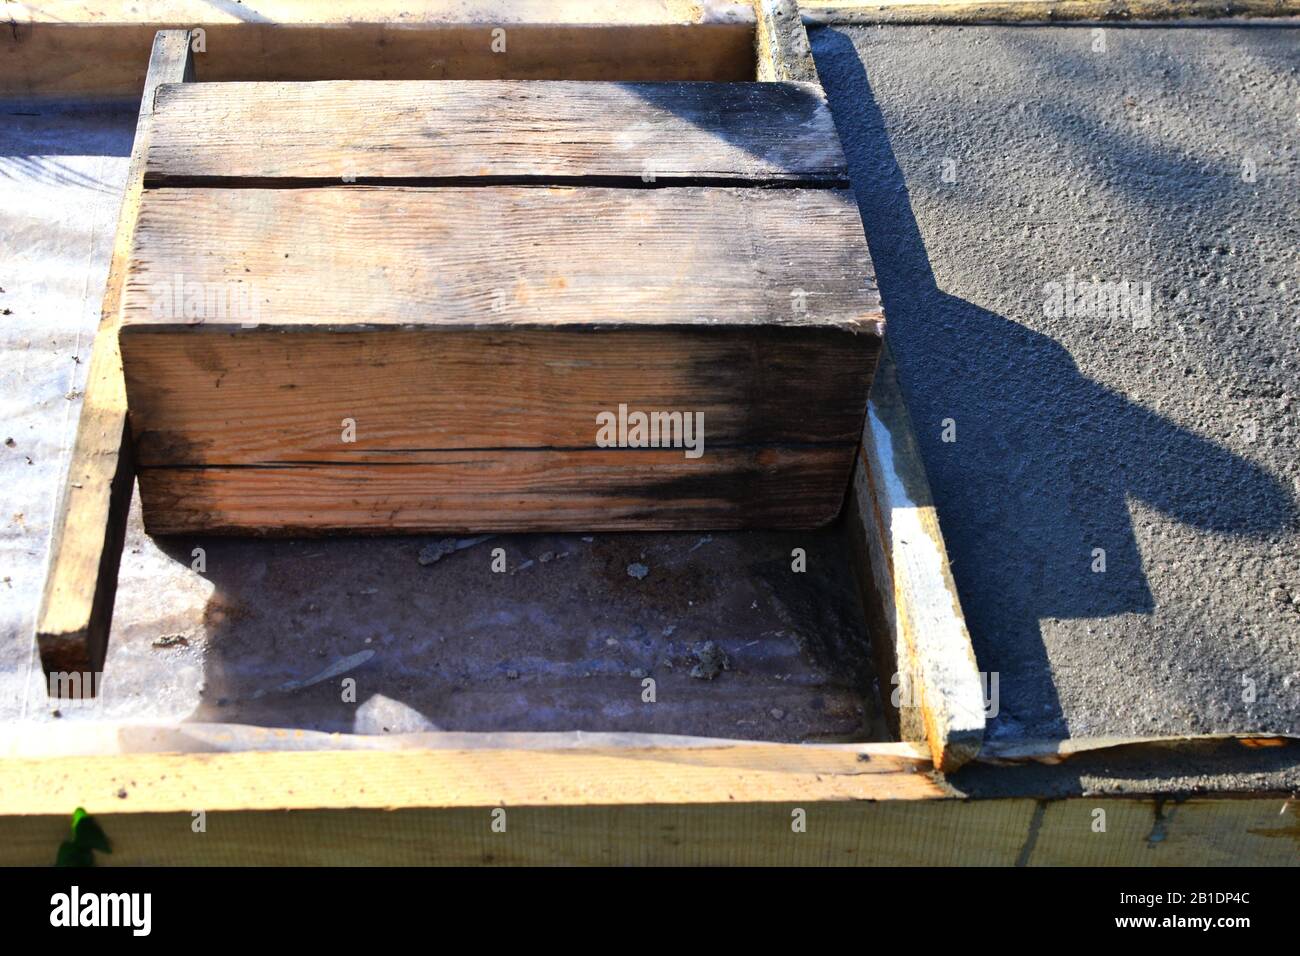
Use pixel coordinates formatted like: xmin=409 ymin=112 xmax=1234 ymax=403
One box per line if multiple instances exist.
xmin=417 ymin=535 xmax=493 ymax=566
xmin=689 ymin=641 xmax=730 ymax=681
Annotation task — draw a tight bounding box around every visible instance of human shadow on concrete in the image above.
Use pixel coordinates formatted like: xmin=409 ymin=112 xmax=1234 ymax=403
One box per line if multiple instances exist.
xmin=812 ymin=29 xmax=1295 ymax=739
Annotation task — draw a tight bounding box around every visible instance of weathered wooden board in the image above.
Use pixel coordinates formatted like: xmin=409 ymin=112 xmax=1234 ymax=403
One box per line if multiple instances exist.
xmin=145 ymin=81 xmax=846 ymax=184
xmin=134 ymin=447 xmax=857 ymax=534
xmin=0 ymin=1 xmax=759 ymax=99
xmin=850 ymin=346 xmax=985 ymax=769
xmin=122 ymin=328 xmax=874 ymax=464
xmin=122 ymin=185 xmax=878 ymax=330
xmin=120 ymin=181 xmax=881 ymax=532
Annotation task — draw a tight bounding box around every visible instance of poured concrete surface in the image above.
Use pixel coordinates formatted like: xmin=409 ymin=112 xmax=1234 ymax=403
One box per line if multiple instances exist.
xmin=812 ymin=23 xmax=1299 ymax=741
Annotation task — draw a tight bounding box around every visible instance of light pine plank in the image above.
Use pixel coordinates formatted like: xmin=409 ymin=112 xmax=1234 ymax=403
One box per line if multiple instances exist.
xmin=145 ymin=80 xmax=846 ymax=184
xmin=1 ymin=2 xmax=759 ymax=99
xmin=0 ymin=742 xmax=1294 ymax=864
xmin=35 ymin=30 xmax=194 ymax=686
xmin=121 ymin=186 xmax=882 ymax=331
xmin=135 ymin=446 xmax=857 ymax=534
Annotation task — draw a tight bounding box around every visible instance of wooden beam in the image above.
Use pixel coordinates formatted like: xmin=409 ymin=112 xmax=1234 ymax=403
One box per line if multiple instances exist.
xmin=800 ymin=0 xmax=1300 ymax=25
xmin=1 ymin=1 xmax=758 ymax=99
xmin=119 ymin=180 xmax=880 ymax=533
xmin=0 ymin=744 xmax=1294 ymax=864
xmin=34 ymin=30 xmax=194 ymax=692
xmin=144 ymin=80 xmax=846 ymax=185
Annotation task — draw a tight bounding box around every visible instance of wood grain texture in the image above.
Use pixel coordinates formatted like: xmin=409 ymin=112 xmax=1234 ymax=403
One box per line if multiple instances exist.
xmin=134 ymin=446 xmax=858 ymax=534
xmin=120 ymin=183 xmax=880 ymax=532
xmin=1 ymin=2 xmax=759 ymax=98
xmin=35 ymin=30 xmax=194 ymax=688
xmin=122 ymin=185 xmax=882 ymax=331
xmin=0 ymin=745 xmax=939 ymax=816
xmin=145 ymin=80 xmax=846 ymax=184
xmin=122 ymin=328 xmax=875 ymax=465
xmin=1 ymin=744 xmax=1295 ymax=864
xmin=5 ymin=796 xmax=1296 ymax=865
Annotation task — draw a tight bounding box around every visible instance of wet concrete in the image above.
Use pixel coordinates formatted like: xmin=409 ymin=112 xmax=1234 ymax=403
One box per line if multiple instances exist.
xmin=812 ymin=23 xmax=1300 ymax=741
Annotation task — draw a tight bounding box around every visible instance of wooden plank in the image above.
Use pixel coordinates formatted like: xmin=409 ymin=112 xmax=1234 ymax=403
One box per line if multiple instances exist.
xmin=145 ymin=81 xmax=846 ymax=185
xmin=851 ymin=347 xmax=986 ymax=770
xmin=34 ymin=30 xmax=194 ymax=690
xmin=0 ymin=745 xmax=938 ymax=813
xmin=0 ymin=745 xmax=1294 ymax=864
xmin=133 ymin=446 xmax=858 ymax=534
xmin=122 ymin=186 xmax=880 ymax=330
xmin=122 ymin=328 xmax=875 ymax=464
xmin=1 ymin=1 xmax=758 ymax=99
xmin=801 ymin=0 xmax=1299 ymax=26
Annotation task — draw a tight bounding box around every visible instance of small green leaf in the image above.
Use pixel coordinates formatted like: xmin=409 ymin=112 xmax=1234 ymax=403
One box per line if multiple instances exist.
xmin=71 ymin=810 xmax=111 ymax=855
xmin=56 ymin=807 xmax=110 ymax=865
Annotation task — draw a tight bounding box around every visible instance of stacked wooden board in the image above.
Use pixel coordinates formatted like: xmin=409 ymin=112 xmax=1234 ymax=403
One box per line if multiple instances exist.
xmin=119 ymin=79 xmax=883 ymax=533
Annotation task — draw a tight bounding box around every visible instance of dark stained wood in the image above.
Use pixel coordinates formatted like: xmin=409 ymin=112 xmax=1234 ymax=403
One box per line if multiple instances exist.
xmin=145 ymin=80 xmax=846 ymax=185
xmin=119 ymin=63 xmax=883 ymax=534
xmin=119 ymin=182 xmax=881 ymax=532
xmin=135 ymin=445 xmax=858 ymax=534
xmin=122 ymin=327 xmax=876 ymax=466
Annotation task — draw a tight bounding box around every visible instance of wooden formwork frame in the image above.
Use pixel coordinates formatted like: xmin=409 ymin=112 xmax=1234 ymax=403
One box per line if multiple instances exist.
xmin=3 ymin=1 xmax=1296 ymax=865
xmin=26 ymin=1 xmax=987 ymax=772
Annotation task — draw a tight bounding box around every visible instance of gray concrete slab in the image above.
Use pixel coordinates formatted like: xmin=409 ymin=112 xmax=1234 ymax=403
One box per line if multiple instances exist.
xmin=812 ymin=23 xmax=1299 ymax=742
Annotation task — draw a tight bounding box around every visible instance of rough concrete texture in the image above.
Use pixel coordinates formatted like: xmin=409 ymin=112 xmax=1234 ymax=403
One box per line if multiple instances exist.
xmin=951 ymin=737 xmax=1300 ymax=798
xmin=812 ymin=24 xmax=1299 ymax=741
